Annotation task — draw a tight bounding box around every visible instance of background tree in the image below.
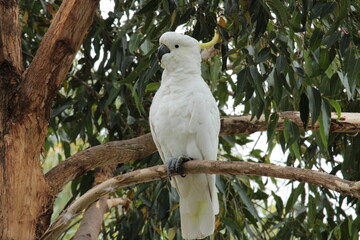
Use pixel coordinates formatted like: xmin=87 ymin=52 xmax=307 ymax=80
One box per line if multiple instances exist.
xmin=0 ymin=0 xmax=359 ymax=239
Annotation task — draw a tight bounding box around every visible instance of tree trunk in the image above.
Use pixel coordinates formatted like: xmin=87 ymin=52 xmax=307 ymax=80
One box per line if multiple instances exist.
xmin=0 ymin=1 xmax=50 ymax=239
xmin=0 ymin=102 xmax=51 ymax=239
xmin=0 ymin=0 xmax=98 ymax=238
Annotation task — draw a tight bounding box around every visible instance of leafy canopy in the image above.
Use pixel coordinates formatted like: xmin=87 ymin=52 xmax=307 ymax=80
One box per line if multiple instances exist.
xmin=21 ymin=0 xmax=360 ymax=239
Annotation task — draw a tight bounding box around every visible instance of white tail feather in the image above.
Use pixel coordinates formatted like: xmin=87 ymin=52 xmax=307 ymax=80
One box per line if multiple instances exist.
xmin=173 ymin=174 xmax=218 ymax=239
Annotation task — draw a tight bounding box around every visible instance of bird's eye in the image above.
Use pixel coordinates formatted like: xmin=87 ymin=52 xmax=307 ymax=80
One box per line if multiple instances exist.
xmin=175 ymin=44 xmax=179 ymax=48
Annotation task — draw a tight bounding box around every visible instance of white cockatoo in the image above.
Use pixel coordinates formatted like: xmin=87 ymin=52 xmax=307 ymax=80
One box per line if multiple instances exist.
xmin=149 ymin=32 xmax=220 ymax=239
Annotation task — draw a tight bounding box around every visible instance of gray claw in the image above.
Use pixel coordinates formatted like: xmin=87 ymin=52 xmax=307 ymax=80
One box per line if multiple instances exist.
xmin=167 ymin=155 xmax=193 ymax=178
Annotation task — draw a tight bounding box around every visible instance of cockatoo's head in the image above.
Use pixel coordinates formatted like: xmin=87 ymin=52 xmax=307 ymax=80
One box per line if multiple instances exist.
xmin=157 ymin=32 xmax=201 ymax=72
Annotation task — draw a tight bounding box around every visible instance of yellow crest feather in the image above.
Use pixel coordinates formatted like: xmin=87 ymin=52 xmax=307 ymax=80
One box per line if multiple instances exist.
xmin=199 ymin=31 xmax=220 ymax=49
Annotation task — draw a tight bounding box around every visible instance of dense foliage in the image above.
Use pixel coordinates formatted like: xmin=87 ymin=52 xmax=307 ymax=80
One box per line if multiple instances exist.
xmin=21 ymin=0 xmax=360 ymax=239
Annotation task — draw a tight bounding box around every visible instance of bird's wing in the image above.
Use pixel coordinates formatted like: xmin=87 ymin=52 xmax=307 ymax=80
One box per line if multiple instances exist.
xmin=188 ymin=83 xmax=220 ymax=161
xmin=186 ymin=82 xmax=220 ymax=214
xmin=149 ymin=95 xmax=166 ymax=163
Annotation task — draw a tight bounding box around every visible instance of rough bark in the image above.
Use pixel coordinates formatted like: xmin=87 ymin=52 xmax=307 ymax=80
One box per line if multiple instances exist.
xmin=0 ymin=1 xmax=47 ymax=239
xmin=43 ymin=160 xmax=360 ymax=240
xmin=0 ymin=0 xmax=23 ymax=72
xmin=0 ymin=0 xmax=99 ymax=238
xmin=46 ymin=112 xmax=360 ymax=195
xmin=46 ymin=133 xmax=157 ymax=194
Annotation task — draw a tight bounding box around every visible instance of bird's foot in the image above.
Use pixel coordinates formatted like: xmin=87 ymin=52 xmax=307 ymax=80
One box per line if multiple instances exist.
xmin=167 ymin=155 xmax=193 ymax=178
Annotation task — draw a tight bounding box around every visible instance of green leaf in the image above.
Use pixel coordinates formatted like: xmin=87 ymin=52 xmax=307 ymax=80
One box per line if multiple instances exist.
xmin=311 ymin=47 xmax=336 ymax=76
xmin=299 ymin=93 xmax=309 ymax=129
xmin=318 ymin=99 xmax=330 ymax=149
xmin=136 ymin=0 xmax=160 ymax=14
xmin=322 ymin=31 xmax=341 ymax=48
xmin=161 ymin=0 xmax=170 ymax=15
xmin=232 ymin=180 xmax=260 ymax=221
xmin=51 ymin=101 xmax=75 ymax=118
xmin=210 ymin=56 xmax=222 ymax=92
xmin=272 ymin=191 xmax=284 ymax=215
xmin=351 ymin=217 xmax=360 ymax=240
xmin=250 ymin=94 xmax=264 ymax=119
xmin=344 ymin=48 xmax=360 ymax=94
xmin=249 ymin=65 xmax=264 ymax=100
xmin=309 ymin=2 xmax=336 ymax=20
xmin=307 ymin=195 xmax=316 ymax=227
xmin=327 ymin=0 xmax=350 ymax=35
xmin=272 ymin=70 xmax=283 ymax=106
xmin=317 ymin=47 xmax=332 ymax=72
xmin=129 ymin=33 xmax=142 ymax=54
xmin=284 ymin=120 xmax=300 ymax=150
xmin=121 ymin=58 xmax=150 ymax=84
xmin=235 ymin=67 xmax=252 ymax=104
xmin=285 ymin=183 xmax=305 ymax=213
xmin=324 ymin=97 xmax=341 ymax=120
xmin=267 ymin=113 xmax=279 ymax=145
xmin=145 ymin=82 xmax=160 ymax=92
xmin=222 ymin=217 xmax=242 ymax=236
xmin=304 ymin=49 xmax=313 ymax=77
xmin=339 ymin=34 xmax=351 ymax=55
xmin=265 ymin=0 xmax=289 ymax=25
xmin=306 ymin=86 xmax=321 ymax=125
xmin=337 ymin=71 xmax=353 ymax=100
xmin=340 ymin=218 xmax=350 ymax=240
xmin=275 ymin=55 xmax=287 ymax=74
xmin=255 ymin=48 xmax=270 ymax=63
xmin=105 ymin=87 xmax=120 ymax=107
xmin=309 ymin=27 xmax=324 ymax=51
xmin=253 ymin=8 xmax=269 ymax=42
xmin=140 ymin=39 xmax=154 ymax=54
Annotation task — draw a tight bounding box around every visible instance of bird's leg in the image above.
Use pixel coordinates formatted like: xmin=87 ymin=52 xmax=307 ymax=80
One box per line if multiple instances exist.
xmin=167 ymin=155 xmax=193 ymax=178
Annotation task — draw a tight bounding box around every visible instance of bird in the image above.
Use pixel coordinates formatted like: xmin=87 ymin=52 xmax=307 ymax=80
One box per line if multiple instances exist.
xmin=149 ymin=31 xmax=220 ymax=239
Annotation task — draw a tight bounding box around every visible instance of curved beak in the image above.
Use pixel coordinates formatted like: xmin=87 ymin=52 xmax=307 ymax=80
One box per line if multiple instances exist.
xmin=157 ymin=44 xmax=170 ymax=62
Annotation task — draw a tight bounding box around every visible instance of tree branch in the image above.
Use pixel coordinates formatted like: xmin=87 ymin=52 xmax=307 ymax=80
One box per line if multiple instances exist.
xmin=18 ymin=0 xmax=99 ymax=115
xmin=201 ymin=46 xmax=220 ymax=61
xmin=46 ymin=112 xmax=360 ymax=195
xmin=42 ymin=160 xmax=360 ymax=240
xmin=71 ymin=195 xmax=130 ymax=240
xmin=71 ymin=165 xmax=125 ymax=240
xmin=0 ymin=0 xmax=22 ymax=73
xmin=0 ymin=0 xmax=22 ymax=142
xmin=46 ymin=133 xmax=157 ymax=194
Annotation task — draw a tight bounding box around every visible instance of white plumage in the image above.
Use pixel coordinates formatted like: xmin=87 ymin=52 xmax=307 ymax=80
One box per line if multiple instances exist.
xmin=149 ymin=32 xmax=220 ymax=239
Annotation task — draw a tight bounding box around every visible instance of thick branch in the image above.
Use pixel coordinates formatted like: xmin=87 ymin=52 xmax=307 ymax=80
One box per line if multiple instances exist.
xmin=0 ymin=0 xmax=22 ymax=72
xmin=46 ymin=133 xmax=157 ymax=194
xmin=72 ymin=165 xmax=118 ymax=240
xmin=0 ymin=0 xmax=22 ymax=148
xmin=42 ymin=160 xmax=360 ymax=240
xmin=46 ymin=112 xmax=360 ymax=194
xmin=18 ymin=0 xmax=99 ymax=115
xmin=220 ymin=111 xmax=360 ymax=135
xmin=71 ymin=196 xmax=130 ymax=240
xmin=72 ymin=196 xmax=110 ymax=240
